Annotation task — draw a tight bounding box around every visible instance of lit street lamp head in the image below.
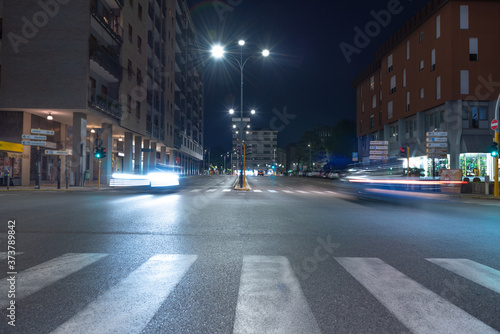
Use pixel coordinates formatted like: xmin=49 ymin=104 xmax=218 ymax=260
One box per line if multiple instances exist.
xmin=211 ymin=44 xmax=225 ymax=58
xmin=238 ymin=40 xmax=245 ymax=46
xmin=262 ymin=49 xmax=270 ymax=57
xmin=251 ymin=109 xmax=256 ymax=114
xmin=229 ymin=109 xmax=235 ymax=114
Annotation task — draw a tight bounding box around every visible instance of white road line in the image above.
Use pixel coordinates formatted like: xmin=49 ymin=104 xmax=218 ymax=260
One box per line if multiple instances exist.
xmin=0 ymin=252 xmax=24 ymax=260
xmin=51 ymin=254 xmax=198 ymax=334
xmin=223 ymin=189 xmax=232 ymax=192
xmin=427 ymin=258 xmax=500 ymax=294
xmin=206 ymin=189 xmax=217 ymax=192
xmin=335 ymin=257 xmax=497 ymax=334
xmin=253 ymin=190 xmax=262 ymax=193
xmin=267 ymin=190 xmax=278 ymax=193
xmin=311 ymin=191 xmax=324 ymax=194
xmin=282 ymin=190 xmax=294 ymax=193
xmin=190 ymin=189 xmax=202 ymax=192
xmin=233 ymin=256 xmax=321 ymax=334
xmin=0 ymin=253 xmax=108 ymax=309
xmin=325 ymin=191 xmax=336 ymax=194
xmin=296 ymin=190 xmax=308 ymax=194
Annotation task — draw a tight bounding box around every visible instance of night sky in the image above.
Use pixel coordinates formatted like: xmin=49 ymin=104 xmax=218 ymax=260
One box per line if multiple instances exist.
xmin=186 ymin=0 xmax=429 ymax=150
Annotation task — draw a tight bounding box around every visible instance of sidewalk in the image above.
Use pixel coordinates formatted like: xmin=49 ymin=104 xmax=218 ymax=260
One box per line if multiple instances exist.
xmin=0 ymin=181 xmax=112 ymax=192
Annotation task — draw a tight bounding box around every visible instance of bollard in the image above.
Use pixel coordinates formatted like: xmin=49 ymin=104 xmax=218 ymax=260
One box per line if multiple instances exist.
xmin=485 ymin=175 xmax=489 ymax=195
xmin=6 ymin=172 xmax=10 ymax=191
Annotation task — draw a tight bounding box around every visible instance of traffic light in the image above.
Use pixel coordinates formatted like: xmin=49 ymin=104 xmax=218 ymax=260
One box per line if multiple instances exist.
xmin=94 ymin=147 xmax=102 ymax=159
xmin=399 ymin=147 xmax=407 ymax=157
xmin=101 ymin=147 xmax=107 ymax=158
xmin=490 ymin=142 xmax=498 ymax=157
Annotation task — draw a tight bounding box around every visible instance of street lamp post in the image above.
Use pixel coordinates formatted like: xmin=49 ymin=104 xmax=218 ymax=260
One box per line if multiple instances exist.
xmin=211 ymin=41 xmax=269 ymax=188
xmin=308 ymin=143 xmax=311 ymax=171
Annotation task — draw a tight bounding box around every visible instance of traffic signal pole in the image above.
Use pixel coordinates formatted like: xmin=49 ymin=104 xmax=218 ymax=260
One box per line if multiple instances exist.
xmin=495 ymin=95 xmax=500 ymax=197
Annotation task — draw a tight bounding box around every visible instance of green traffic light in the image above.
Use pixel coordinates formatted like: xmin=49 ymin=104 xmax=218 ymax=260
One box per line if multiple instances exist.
xmin=492 ymin=151 xmax=498 ymax=157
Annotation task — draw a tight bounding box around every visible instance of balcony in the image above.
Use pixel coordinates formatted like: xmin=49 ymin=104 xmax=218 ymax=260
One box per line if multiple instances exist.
xmin=88 ymin=87 xmax=122 ymax=120
xmin=90 ymin=0 xmax=123 ymax=44
xmin=89 ymin=39 xmax=122 ymax=81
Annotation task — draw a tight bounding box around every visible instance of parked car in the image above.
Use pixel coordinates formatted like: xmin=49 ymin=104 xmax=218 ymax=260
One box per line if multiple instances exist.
xmin=258 ymin=170 xmax=265 ymax=176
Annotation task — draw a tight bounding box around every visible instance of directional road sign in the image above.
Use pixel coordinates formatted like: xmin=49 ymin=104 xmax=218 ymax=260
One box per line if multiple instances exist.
xmin=426 ymin=137 xmax=447 ymax=142
xmin=22 ymin=141 xmax=46 ymax=146
xmin=370 ymin=141 xmax=389 ymax=145
xmin=426 ymin=132 xmax=447 ymax=136
xmin=369 ymin=146 xmax=388 ymax=150
xmin=31 ymin=129 xmax=54 ymax=135
xmin=426 ymin=143 xmax=447 ymax=148
xmin=44 ymin=150 xmax=71 ymax=155
xmin=426 ymin=148 xmax=448 ymax=153
xmin=22 ymin=134 xmax=47 ymax=140
xmin=369 ymin=155 xmax=387 ymax=160
xmin=369 ymin=150 xmax=388 ymax=155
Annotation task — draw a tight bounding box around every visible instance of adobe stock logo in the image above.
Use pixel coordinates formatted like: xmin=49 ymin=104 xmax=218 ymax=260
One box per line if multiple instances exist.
xmin=8 ymin=0 xmax=70 ymax=54
xmin=339 ymin=0 xmax=406 ymax=64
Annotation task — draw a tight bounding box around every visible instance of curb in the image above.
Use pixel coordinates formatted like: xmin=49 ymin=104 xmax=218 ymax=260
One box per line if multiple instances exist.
xmin=233 ymin=176 xmax=251 ymax=191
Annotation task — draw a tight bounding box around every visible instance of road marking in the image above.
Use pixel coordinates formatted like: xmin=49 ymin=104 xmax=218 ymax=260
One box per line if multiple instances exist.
xmin=233 ymin=256 xmax=321 ymax=334
xmin=206 ymin=189 xmax=217 ymax=192
xmin=311 ymin=191 xmax=324 ymax=194
xmin=335 ymin=257 xmax=497 ymax=334
xmin=427 ymin=258 xmax=500 ymax=294
xmin=296 ymin=190 xmax=308 ymax=194
xmin=325 ymin=191 xmax=336 ymax=194
xmin=282 ymin=190 xmax=294 ymax=193
xmin=190 ymin=189 xmax=202 ymax=192
xmin=267 ymin=190 xmax=278 ymax=193
xmin=223 ymin=189 xmax=232 ymax=192
xmin=52 ymin=254 xmax=198 ymax=334
xmin=0 ymin=253 xmax=108 ymax=309
xmin=253 ymin=190 xmax=262 ymax=192
xmin=0 ymin=252 xmax=24 ymax=260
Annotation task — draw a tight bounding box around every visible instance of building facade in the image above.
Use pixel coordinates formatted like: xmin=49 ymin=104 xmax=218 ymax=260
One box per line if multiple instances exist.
xmin=0 ymin=0 xmax=203 ymax=187
xmin=354 ymin=0 xmax=500 ymax=178
xmin=232 ymin=129 xmax=278 ymax=174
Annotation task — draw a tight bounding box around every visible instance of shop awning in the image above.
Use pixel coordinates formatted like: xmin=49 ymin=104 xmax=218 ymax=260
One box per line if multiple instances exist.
xmin=0 ymin=141 xmax=23 ymax=153
xmin=461 ymin=135 xmax=492 ymax=153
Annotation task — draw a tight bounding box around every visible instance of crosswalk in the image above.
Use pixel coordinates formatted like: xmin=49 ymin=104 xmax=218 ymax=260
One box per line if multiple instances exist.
xmin=1 ymin=253 xmax=499 ymax=333
xmin=186 ymin=188 xmax=338 ymax=195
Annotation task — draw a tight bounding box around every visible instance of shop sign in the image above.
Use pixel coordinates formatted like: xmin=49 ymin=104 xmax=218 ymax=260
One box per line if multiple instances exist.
xmin=0 ymin=141 xmax=24 ymax=153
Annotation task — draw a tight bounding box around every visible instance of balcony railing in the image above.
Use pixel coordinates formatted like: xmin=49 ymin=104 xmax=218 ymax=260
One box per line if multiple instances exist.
xmin=88 ymin=87 xmax=122 ymax=120
xmin=91 ymin=0 xmax=123 ymax=44
xmin=89 ymin=40 xmax=122 ymax=80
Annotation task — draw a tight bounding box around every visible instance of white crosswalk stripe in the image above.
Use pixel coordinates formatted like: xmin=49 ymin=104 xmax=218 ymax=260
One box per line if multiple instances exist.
xmin=282 ymin=190 xmax=294 ymax=193
xmin=335 ymin=257 xmax=498 ymax=334
xmin=233 ymin=256 xmax=321 ymax=334
xmin=0 ymin=253 xmax=108 ymax=309
xmin=5 ymin=253 xmax=499 ymax=333
xmin=253 ymin=189 xmax=262 ymax=192
xmin=427 ymin=258 xmax=500 ymax=294
xmin=223 ymin=189 xmax=232 ymax=192
xmin=206 ymin=188 xmax=217 ymax=192
xmin=190 ymin=189 xmax=202 ymax=192
xmin=52 ymin=254 xmax=197 ymax=334
xmin=267 ymin=190 xmax=278 ymax=193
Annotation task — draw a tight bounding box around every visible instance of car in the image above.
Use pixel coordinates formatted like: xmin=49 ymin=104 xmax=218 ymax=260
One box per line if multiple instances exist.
xmin=258 ymin=170 xmax=265 ymax=176
xmin=110 ymin=164 xmax=181 ymax=188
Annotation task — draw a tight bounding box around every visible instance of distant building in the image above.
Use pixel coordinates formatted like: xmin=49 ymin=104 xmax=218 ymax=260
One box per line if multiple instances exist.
xmin=232 ymin=129 xmax=277 ymax=173
xmin=0 ymin=0 xmax=203 ymax=186
xmin=353 ymin=0 xmax=500 ymax=178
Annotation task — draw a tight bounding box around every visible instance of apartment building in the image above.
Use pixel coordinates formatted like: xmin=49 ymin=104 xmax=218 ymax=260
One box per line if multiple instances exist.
xmin=0 ymin=0 xmax=203 ymax=186
xmin=232 ymin=129 xmax=278 ymax=174
xmin=354 ymin=0 xmax=500 ymax=178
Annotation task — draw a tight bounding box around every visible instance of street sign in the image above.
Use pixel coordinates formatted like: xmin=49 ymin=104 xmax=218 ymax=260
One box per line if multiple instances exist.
xmin=427 ymin=154 xmax=448 ymax=159
xmin=352 ymin=152 xmax=358 ymax=162
xmin=426 ymin=131 xmax=447 ymax=136
xmin=45 ymin=150 xmax=71 ymax=155
xmin=369 ymin=155 xmax=386 ymax=160
xmin=369 ymin=150 xmax=388 ymax=155
xmin=426 ymin=143 xmax=447 ymax=148
xmin=369 ymin=146 xmax=388 ymax=150
xmin=231 ymin=117 xmax=251 ymax=122
xmin=370 ymin=141 xmax=389 ymax=145
xmin=426 ymin=137 xmax=447 ymax=142
xmin=426 ymin=148 xmax=448 ymax=153
xmin=492 ymin=119 xmax=498 ymax=131
xmin=22 ymin=134 xmax=47 ymax=140
xmin=31 ymin=129 xmax=54 ymax=135
xmin=22 ymin=140 xmax=46 ymax=146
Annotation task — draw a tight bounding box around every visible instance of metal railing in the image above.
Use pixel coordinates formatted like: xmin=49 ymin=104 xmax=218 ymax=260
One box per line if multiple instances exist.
xmin=89 ymin=40 xmax=122 ymax=80
xmin=90 ymin=0 xmax=123 ymax=43
xmin=88 ymin=87 xmax=122 ymax=120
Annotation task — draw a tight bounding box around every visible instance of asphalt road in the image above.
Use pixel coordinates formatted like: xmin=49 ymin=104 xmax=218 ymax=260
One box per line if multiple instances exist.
xmin=0 ymin=175 xmax=499 ymax=333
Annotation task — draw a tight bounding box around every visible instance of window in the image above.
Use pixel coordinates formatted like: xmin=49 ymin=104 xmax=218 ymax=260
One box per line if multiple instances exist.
xmin=431 ymin=49 xmax=436 ymax=71
xmin=127 ymin=59 xmax=133 ymax=79
xmin=406 ymin=40 xmax=410 ymax=60
xmin=420 ymin=60 xmax=424 ymax=70
xmin=419 ymin=32 xmax=424 ymax=43
xmin=127 ymin=95 xmax=132 ymax=112
xmin=359 ymin=120 xmax=362 ymax=133
xmin=370 ymin=115 xmax=374 ymax=129
xmin=469 ymin=38 xmax=478 ymax=61
xmin=137 ymin=36 xmax=142 ymax=53
xmin=362 ymin=103 xmax=364 ymax=113
xmin=137 ymin=68 xmax=143 ymax=85
xmin=460 ymin=5 xmax=469 ymax=29
xmin=379 ymin=91 xmax=382 ymax=104
xmin=136 ymin=101 xmax=141 ymax=118
xmin=370 ymin=76 xmax=375 ymax=91
xmin=360 ymin=85 xmax=363 ymax=98
xmin=390 ymin=76 xmax=396 ymax=94
xmin=372 ymin=95 xmax=376 ymax=109
xmin=406 ymin=92 xmax=410 ymax=112
xmin=129 ymin=0 xmax=133 ymax=6
xmin=436 ymin=15 xmax=441 ymax=39
xmin=391 ymin=124 xmax=398 ymax=141
xmin=471 ymin=107 xmax=479 ymax=128
xmin=460 ymin=70 xmax=469 ymax=94
xmin=403 ymin=68 xmax=406 ymax=87
xmin=128 ymin=24 xmax=133 ymax=43
xmin=138 ymin=4 xmax=142 ymax=20
xmin=387 ymin=54 xmax=393 ymax=73
xmin=388 ymin=101 xmax=393 ymax=119
xmin=379 ymin=110 xmax=382 ymax=126
xmin=420 ymin=88 xmax=424 ymax=99
xmin=436 ymin=76 xmax=441 ymax=100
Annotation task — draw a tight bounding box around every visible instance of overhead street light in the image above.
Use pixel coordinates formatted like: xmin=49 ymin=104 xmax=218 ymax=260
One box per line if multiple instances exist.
xmin=211 ymin=39 xmax=271 ymax=188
